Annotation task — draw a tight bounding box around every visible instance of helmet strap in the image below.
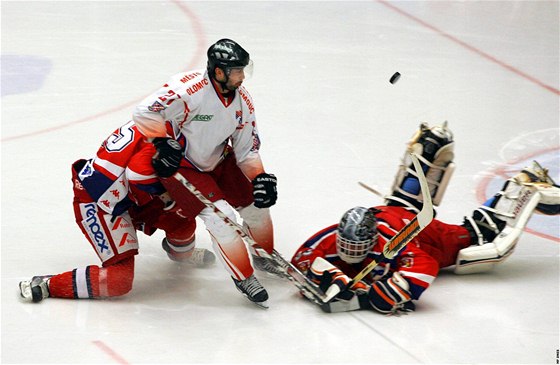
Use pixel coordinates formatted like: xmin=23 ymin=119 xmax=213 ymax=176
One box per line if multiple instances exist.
xmin=211 ymin=67 xmax=230 ymax=93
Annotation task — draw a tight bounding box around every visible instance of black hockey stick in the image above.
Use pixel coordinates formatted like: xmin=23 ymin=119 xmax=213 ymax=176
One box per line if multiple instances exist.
xmin=172 ymin=173 xmax=329 ymax=304
xmin=323 ymin=153 xmax=434 ymax=302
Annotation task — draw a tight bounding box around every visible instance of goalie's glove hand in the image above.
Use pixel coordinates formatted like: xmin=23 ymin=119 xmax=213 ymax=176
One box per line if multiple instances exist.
xmin=152 ymin=137 xmax=182 ymax=178
xmin=252 ymin=173 xmax=277 ymax=208
xmin=367 ymin=272 xmax=414 ymax=314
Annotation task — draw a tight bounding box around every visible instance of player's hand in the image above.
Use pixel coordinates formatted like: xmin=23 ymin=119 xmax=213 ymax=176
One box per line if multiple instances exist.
xmin=152 ymin=137 xmax=182 ymax=178
xmin=252 ymin=173 xmax=277 ymax=208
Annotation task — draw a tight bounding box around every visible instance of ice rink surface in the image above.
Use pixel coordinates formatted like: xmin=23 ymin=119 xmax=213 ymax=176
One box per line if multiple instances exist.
xmin=1 ymin=1 xmax=559 ymax=364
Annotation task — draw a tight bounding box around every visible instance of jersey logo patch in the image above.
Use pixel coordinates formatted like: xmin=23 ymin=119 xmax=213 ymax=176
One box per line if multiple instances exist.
xmin=148 ymin=101 xmax=165 ymax=112
xmin=78 ymin=160 xmax=94 ymax=180
xmin=192 ymin=114 xmax=214 ymax=122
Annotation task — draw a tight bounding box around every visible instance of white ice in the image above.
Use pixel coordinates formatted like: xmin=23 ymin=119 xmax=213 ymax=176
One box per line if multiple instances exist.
xmin=1 ymin=1 xmax=559 ymax=364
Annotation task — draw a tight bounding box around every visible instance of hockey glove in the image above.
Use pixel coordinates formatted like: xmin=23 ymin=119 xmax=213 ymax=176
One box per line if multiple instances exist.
xmin=367 ymin=272 xmax=414 ymax=314
xmin=152 ymin=137 xmax=182 ymax=178
xmin=252 ymin=173 xmax=277 ymax=208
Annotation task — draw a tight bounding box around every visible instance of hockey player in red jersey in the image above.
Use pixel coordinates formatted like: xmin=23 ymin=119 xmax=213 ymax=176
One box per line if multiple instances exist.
xmin=291 ymin=123 xmax=560 ymax=314
xmin=19 ymin=120 xmax=216 ymax=303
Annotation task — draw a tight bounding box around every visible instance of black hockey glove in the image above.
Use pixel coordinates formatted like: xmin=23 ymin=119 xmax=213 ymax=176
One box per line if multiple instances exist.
xmin=252 ymin=173 xmax=277 ymax=208
xmin=151 ymin=137 xmax=182 ymax=178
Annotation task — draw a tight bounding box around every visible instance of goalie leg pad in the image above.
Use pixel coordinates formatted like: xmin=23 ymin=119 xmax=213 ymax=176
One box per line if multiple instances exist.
xmin=456 ymin=178 xmax=542 ymax=274
xmin=386 ymin=122 xmax=455 ymax=209
xmin=517 ymin=162 xmax=560 ymax=215
xmin=454 ymin=226 xmax=520 ymax=274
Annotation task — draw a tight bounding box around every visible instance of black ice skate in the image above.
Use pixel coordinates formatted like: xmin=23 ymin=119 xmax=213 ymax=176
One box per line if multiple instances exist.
xmin=252 ymin=255 xmax=287 ymax=278
xmin=232 ymin=274 xmax=269 ymax=309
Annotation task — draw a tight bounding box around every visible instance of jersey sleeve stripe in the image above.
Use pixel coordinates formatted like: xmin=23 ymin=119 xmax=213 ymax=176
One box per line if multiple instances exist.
xmin=93 ymin=157 xmax=125 ymax=180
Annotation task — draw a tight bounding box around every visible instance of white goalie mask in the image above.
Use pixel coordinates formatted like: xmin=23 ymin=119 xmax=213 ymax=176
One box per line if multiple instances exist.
xmin=336 ymin=207 xmax=378 ymax=264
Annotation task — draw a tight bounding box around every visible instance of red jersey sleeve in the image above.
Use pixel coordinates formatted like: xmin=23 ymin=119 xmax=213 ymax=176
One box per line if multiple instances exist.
xmin=291 ymin=224 xmax=339 ymax=274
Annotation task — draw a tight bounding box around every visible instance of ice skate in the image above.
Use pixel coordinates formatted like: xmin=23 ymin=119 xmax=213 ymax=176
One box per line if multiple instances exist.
xmin=232 ymin=274 xmax=269 ymax=309
xmin=161 ymin=238 xmax=216 ymax=267
xmin=517 ymin=161 xmax=560 ymax=215
xmin=19 ymin=275 xmax=52 ymax=303
xmin=252 ymin=254 xmax=286 ymax=278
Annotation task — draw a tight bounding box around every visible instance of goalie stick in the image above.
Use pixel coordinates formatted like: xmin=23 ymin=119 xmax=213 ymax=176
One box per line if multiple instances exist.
xmin=323 ymin=153 xmax=434 ymax=302
xmin=171 ymin=173 xmax=329 ymax=304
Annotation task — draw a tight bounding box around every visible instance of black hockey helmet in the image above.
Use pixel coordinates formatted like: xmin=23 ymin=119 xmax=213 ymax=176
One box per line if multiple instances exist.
xmin=207 ymin=39 xmax=251 ymax=78
xmin=336 ymin=207 xmax=378 ymax=263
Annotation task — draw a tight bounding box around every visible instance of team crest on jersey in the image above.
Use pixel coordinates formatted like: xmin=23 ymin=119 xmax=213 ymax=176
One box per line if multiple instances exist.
xmin=74 ymin=179 xmax=84 ymax=190
xmin=148 ymin=101 xmax=165 ymax=112
xmin=400 ymin=255 xmax=414 ymax=268
xmin=78 ymin=160 xmax=94 ymax=180
xmin=235 ymin=110 xmax=248 ymax=130
xmin=251 ymin=130 xmax=261 ymax=152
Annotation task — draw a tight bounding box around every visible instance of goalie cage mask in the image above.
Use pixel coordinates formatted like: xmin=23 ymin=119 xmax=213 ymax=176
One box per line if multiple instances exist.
xmin=336 ymin=206 xmax=378 ymax=264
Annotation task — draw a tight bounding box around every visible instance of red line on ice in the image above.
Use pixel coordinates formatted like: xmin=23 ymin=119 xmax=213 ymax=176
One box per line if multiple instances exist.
xmin=92 ymin=340 xmax=130 ymax=365
xmin=1 ymin=1 xmax=207 ymax=142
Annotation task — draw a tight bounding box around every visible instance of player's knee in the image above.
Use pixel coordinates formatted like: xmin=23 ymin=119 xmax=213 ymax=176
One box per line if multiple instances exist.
xmin=165 ymin=219 xmax=196 ymax=245
xmin=199 ymin=200 xmax=238 ymax=239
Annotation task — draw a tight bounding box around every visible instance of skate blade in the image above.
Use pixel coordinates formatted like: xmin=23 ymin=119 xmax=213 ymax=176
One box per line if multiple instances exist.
xmin=239 ymin=293 xmax=269 ymax=309
xmin=252 ymin=300 xmax=269 ymax=309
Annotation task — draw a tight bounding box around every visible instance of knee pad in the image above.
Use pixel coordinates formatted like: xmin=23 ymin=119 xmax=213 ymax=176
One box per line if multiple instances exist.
xmin=198 ymin=200 xmax=238 ymax=241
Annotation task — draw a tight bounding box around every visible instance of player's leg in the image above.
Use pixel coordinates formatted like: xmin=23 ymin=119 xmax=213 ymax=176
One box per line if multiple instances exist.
xmin=129 ymin=197 xmax=215 ymax=266
xmin=385 ymin=122 xmax=455 ymax=210
xmin=215 ymin=154 xmax=279 ymax=276
xmin=455 ymin=162 xmax=560 ymax=274
xmin=414 ymin=218 xmax=472 ymax=268
xmin=160 ymin=167 xmax=268 ymax=306
xmin=19 ymin=160 xmax=139 ymax=303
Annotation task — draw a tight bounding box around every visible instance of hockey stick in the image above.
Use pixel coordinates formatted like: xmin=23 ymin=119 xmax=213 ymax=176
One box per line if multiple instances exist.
xmin=357 ymin=181 xmax=384 ymax=198
xmin=171 ymin=173 xmax=329 ymax=304
xmin=323 ymin=153 xmax=434 ymax=302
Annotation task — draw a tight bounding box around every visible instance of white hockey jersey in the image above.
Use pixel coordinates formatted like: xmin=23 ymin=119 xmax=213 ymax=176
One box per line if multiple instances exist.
xmin=133 ymin=70 xmax=264 ymax=178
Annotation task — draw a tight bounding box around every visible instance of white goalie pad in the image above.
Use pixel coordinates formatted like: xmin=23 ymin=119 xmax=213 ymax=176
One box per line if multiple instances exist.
xmin=387 ymin=122 xmax=455 ymax=207
xmin=455 ymin=184 xmax=541 ymax=274
xmin=454 ymin=226 xmax=520 ymax=274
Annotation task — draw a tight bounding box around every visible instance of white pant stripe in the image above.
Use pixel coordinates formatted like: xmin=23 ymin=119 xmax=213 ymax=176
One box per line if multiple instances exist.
xmin=75 ymin=267 xmax=90 ymax=298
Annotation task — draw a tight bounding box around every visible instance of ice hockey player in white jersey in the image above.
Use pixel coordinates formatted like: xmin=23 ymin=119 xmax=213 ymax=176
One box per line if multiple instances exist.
xmin=131 ymin=39 xmax=279 ymax=308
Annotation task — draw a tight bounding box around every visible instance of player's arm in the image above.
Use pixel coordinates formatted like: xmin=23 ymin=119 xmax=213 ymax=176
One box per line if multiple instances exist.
xmin=232 ymin=115 xmax=277 ymax=209
xmin=291 ymin=224 xmax=339 ymax=273
xmin=132 ymin=81 xmax=185 ymax=139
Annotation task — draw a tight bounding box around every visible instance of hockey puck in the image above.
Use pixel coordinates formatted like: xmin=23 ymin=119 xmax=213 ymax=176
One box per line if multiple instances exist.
xmin=390 ymin=72 xmax=401 ymax=84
